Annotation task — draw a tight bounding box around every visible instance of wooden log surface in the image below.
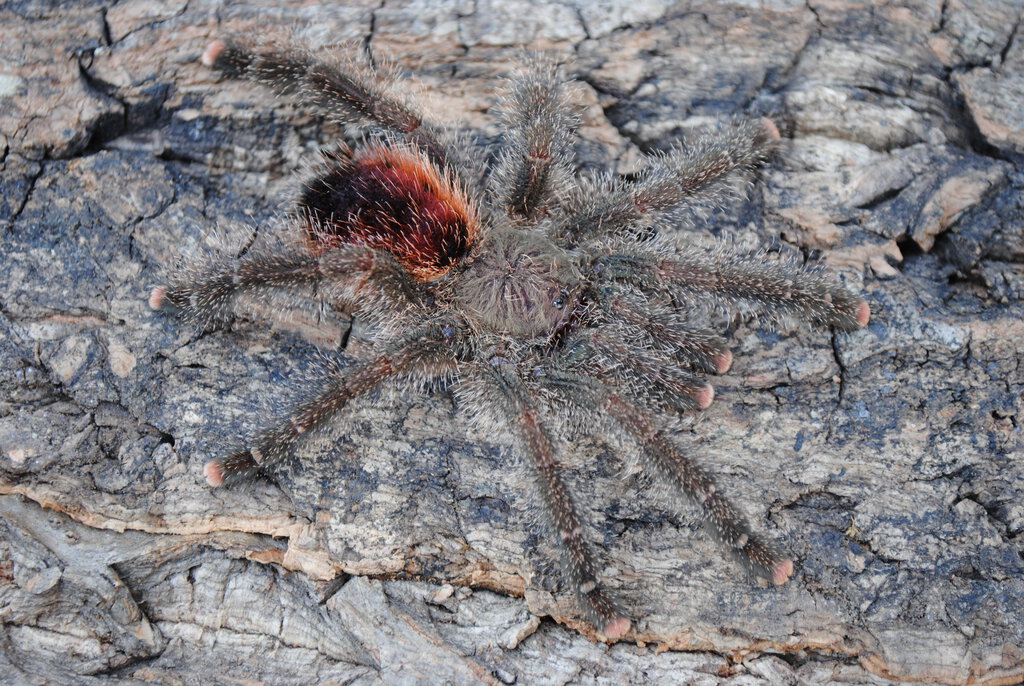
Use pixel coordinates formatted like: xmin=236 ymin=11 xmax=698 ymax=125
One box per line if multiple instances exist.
xmin=1 ymin=1 xmax=1022 ymax=684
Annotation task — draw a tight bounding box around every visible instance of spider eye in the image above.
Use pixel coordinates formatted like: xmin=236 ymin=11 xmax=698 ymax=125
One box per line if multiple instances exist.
xmin=552 ymin=289 xmax=569 ymax=309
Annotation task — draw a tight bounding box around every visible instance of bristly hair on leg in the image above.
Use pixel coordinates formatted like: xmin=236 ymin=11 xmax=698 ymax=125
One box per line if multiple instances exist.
xmin=561 ymin=118 xmax=779 ymax=244
xmin=490 ymin=54 xmax=581 ymax=219
xmin=151 ymin=37 xmax=873 ymax=639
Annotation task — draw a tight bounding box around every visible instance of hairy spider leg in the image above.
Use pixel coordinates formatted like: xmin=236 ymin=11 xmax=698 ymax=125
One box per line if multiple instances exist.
xmin=556 ymin=329 xmax=782 ymax=578
xmin=604 ymin=395 xmax=794 ymax=585
xmin=149 ymin=244 xmax=426 ymax=329
xmin=527 ymin=340 xmax=785 ymax=586
xmin=202 ymin=39 xmax=451 ymax=167
xmin=483 ymin=363 xmax=632 ymax=640
xmin=594 ymin=248 xmax=871 ymax=330
xmin=149 ymin=251 xmax=321 ymax=326
xmin=605 ymin=294 xmax=734 ymax=375
xmin=491 ymin=57 xmax=578 ymax=218
xmin=587 ymin=330 xmax=717 ymax=411
xmin=206 ymin=336 xmax=455 ymax=486
xmin=562 ymin=118 xmax=779 ymax=244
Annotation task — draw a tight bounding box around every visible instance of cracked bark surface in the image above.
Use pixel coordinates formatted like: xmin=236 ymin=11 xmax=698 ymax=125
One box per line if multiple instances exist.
xmin=2 ymin=1 xmax=1023 ymax=684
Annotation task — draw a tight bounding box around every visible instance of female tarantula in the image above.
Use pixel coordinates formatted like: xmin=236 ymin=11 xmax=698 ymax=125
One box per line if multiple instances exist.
xmin=151 ymin=39 xmax=870 ymax=639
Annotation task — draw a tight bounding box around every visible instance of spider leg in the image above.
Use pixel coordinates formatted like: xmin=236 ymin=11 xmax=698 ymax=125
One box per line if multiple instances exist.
xmin=526 ymin=352 xmax=789 ymax=587
xmin=492 ymin=57 xmax=578 ymax=218
xmin=593 ymin=246 xmax=871 ymax=330
xmin=584 ymin=330 xmax=716 ymax=411
xmin=207 ymin=334 xmax=454 ymax=486
xmin=150 ymin=243 xmax=426 ymax=329
xmin=604 ymin=293 xmax=733 ymax=374
xmin=480 ymin=363 xmax=631 ymax=639
xmin=561 ymin=118 xmax=778 ymax=243
xmin=201 ymin=39 xmax=450 ymax=166
xmin=602 ymin=394 xmax=794 ymax=585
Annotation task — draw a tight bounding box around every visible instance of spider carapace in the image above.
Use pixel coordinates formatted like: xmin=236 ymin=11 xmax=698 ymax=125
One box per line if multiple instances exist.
xmin=151 ymin=38 xmax=870 ymax=639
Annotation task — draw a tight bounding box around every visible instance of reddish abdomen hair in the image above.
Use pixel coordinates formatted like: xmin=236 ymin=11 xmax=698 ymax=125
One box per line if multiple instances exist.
xmin=299 ymin=144 xmax=479 ymax=281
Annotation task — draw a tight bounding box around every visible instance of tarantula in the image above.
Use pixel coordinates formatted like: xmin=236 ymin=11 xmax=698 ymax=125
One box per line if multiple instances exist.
xmin=150 ymin=38 xmax=870 ymax=639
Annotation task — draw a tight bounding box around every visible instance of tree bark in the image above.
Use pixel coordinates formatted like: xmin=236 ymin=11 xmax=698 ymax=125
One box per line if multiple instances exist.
xmin=2 ymin=1 xmax=1022 ymax=684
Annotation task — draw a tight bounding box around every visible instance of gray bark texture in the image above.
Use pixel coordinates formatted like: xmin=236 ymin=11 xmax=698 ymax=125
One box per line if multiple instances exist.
xmin=2 ymin=1 xmax=1023 ymax=684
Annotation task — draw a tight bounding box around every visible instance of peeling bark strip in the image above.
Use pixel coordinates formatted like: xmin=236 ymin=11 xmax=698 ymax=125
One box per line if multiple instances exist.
xmin=0 ymin=1 xmax=1022 ymax=684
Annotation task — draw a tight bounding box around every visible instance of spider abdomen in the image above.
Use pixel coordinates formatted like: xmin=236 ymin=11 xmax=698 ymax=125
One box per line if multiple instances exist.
xmin=299 ymin=144 xmax=479 ymax=282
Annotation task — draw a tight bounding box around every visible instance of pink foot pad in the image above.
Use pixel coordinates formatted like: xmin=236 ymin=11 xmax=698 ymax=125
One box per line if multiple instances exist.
xmin=715 ymin=350 xmax=733 ymax=375
xmin=772 ymin=559 xmax=794 ymax=585
xmin=696 ymin=384 xmax=715 ymax=410
xmin=204 ymin=460 xmax=224 ymax=487
xmin=856 ymin=301 xmax=871 ymax=327
xmin=201 ymin=39 xmax=226 ymax=67
xmin=148 ymin=286 xmax=166 ymax=310
xmin=602 ymin=617 xmax=632 ymax=640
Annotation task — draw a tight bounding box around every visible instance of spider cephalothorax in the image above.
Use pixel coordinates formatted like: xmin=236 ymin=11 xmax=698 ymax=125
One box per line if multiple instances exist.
xmin=151 ymin=38 xmax=870 ymax=640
